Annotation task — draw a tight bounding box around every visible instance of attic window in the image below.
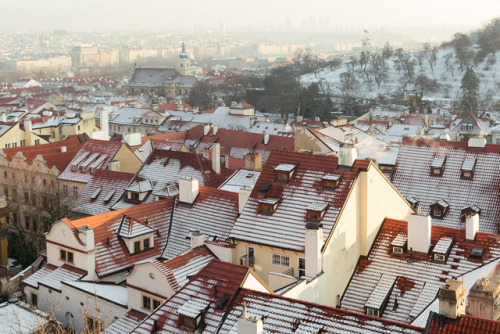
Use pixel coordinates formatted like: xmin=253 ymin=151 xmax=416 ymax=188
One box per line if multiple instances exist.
xmin=91 ymin=188 xmax=102 ymax=200
xmin=365 ymin=274 xmax=396 ymax=318
xmin=71 ymin=165 xmax=78 ymax=172
xmin=306 ymin=201 xmax=329 ymax=222
xmin=322 ymin=174 xmax=341 ymax=189
xmin=178 ymin=299 xmax=209 ymax=331
xmin=432 ymin=237 xmax=453 ymax=262
xmin=274 ymin=164 xmax=296 ymax=183
xmin=430 ymin=200 xmax=449 ymax=218
xmin=461 ymin=157 xmax=476 ymax=180
xmin=430 ymin=156 xmax=446 ymax=176
xmin=461 ymin=205 xmax=481 ymax=222
xmin=391 ymin=234 xmax=407 ymax=255
xmin=406 ymin=196 xmax=419 ymax=209
xmin=104 ymin=190 xmax=115 ymax=203
xmin=258 ymin=198 xmax=280 ymax=215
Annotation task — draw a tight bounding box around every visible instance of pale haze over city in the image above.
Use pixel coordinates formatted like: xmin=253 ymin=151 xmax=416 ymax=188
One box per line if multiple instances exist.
xmin=0 ymin=1 xmax=500 ymax=333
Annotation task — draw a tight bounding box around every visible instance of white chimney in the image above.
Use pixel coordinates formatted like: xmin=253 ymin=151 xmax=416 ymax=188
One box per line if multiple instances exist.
xmin=179 ymin=177 xmax=199 ymax=204
xmin=407 ymin=211 xmax=431 ymax=254
xmin=125 ymin=133 xmax=141 ymax=147
xmin=297 ymin=115 xmax=303 ymax=122
xmin=263 ymin=134 xmax=269 ymax=145
xmin=204 ymin=124 xmax=210 ymax=136
xmin=212 ymin=143 xmax=221 ymax=173
xmin=101 ymin=109 xmax=109 ymax=139
xmin=305 ymin=222 xmax=323 ymax=277
xmin=466 ymin=213 xmax=479 ymax=242
xmin=338 ymin=134 xmax=358 ymax=168
xmin=191 ymin=231 xmax=206 ymax=249
xmin=61 ymin=146 xmax=67 ymax=153
xmin=0 ymin=195 xmax=7 ymax=209
xmin=77 ymin=225 xmax=95 ymax=251
xmin=239 ymin=186 xmax=252 ymax=214
xmin=24 ymin=119 xmax=33 ymax=133
xmin=1 ymin=113 xmax=6 ymax=122
xmin=212 ymin=126 xmax=218 ymax=135
xmin=238 ymin=303 xmax=263 ymax=334
xmin=315 ymin=116 xmax=320 ymax=122
xmin=193 ymin=107 xmax=199 ymax=114
xmin=468 ymin=137 xmax=487 ymax=151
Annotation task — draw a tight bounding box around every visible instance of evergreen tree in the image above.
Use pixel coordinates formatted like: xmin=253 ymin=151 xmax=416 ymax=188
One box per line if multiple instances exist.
xmin=460 ymin=68 xmax=479 ymax=114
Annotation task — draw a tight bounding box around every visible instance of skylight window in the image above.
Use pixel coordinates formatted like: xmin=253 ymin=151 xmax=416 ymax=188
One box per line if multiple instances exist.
xmin=91 ymin=188 xmax=102 ymax=200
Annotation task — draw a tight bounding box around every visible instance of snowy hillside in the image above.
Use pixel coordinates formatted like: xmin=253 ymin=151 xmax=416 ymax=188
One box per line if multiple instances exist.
xmin=301 ymin=47 xmax=500 ymax=106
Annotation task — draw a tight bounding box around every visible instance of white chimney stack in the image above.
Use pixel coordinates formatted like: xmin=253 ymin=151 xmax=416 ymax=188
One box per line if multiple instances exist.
xmin=297 ymin=115 xmax=303 ymax=122
xmin=305 ymin=222 xmax=323 ymax=277
xmin=407 ymin=211 xmax=431 ymax=254
xmin=237 ymin=303 xmax=263 ymax=334
xmin=24 ymin=119 xmax=33 ymax=133
xmin=212 ymin=143 xmax=221 ymax=173
xmin=190 ymin=231 xmax=205 ymax=249
xmin=239 ymin=186 xmax=252 ymax=214
xmin=1 ymin=113 xmax=6 ymax=122
xmin=179 ymin=177 xmax=199 ymax=204
xmin=263 ymin=134 xmax=269 ymax=145
xmin=61 ymin=146 xmax=67 ymax=153
xmin=338 ymin=134 xmax=358 ymax=168
xmin=466 ymin=213 xmax=479 ymax=242
xmin=204 ymin=124 xmax=210 ymax=136
xmin=101 ymin=108 xmax=109 ymax=139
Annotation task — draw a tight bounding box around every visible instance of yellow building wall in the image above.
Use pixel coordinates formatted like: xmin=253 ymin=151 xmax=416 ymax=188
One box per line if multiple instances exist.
xmin=113 ymin=144 xmax=142 ymax=174
xmin=0 ymin=124 xmax=49 ymax=148
xmin=294 ymin=127 xmax=333 ymax=154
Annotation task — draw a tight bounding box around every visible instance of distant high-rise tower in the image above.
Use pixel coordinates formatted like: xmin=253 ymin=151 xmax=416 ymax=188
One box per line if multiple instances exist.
xmin=176 ymin=41 xmax=190 ymax=76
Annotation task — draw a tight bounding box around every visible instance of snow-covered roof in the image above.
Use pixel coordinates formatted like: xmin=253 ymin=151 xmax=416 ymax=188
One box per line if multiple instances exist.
xmin=392 ymin=137 xmax=500 ymax=234
xmin=63 ymin=281 xmax=127 ymax=306
xmin=0 ymin=301 xmax=50 ymax=334
xmin=341 ymin=218 xmax=500 ymax=324
xmin=218 ymin=169 xmax=260 ymax=193
xmin=23 ymin=264 xmax=86 ymax=291
xmin=365 ymin=274 xmax=396 ymax=309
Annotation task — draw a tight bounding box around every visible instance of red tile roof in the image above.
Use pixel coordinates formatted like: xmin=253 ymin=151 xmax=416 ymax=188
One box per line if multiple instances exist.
xmin=2 ymin=135 xmax=87 ymax=172
xmin=426 ymin=312 xmax=500 ymax=334
xmin=230 ymin=150 xmax=371 ymax=251
xmin=341 ymin=218 xmax=500 ymax=324
xmin=392 ymin=137 xmax=500 ymax=234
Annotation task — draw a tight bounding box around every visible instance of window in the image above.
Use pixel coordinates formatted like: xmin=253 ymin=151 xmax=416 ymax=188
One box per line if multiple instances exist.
xmin=20 ymin=140 xmax=25 ymax=147
xmin=42 ymin=179 xmax=47 ymax=186
xmin=153 ymin=299 xmax=161 ymax=309
xmin=31 ymin=293 xmax=38 ymax=307
xmin=433 ymin=207 xmax=442 ymax=218
xmin=35 ymin=139 xmax=40 ymax=145
xmin=143 ymin=238 xmax=150 ymax=249
xmin=142 ymin=295 xmax=151 ymax=310
xmin=72 ymin=186 xmax=78 ymax=197
xmin=434 ymin=253 xmax=445 ymax=261
xmin=462 ymin=171 xmax=472 ymax=179
xmin=393 ymin=246 xmax=404 ymax=254
xmin=25 ymin=216 xmax=30 ymax=230
xmin=60 ymin=249 xmax=74 ymax=263
xmin=134 ymin=241 xmax=140 ymax=253
xmin=85 ymin=316 xmax=102 ymax=332
xmin=298 ymin=258 xmax=306 ymax=277
xmin=4 ymin=143 xmax=10 ymax=148
xmin=367 ymin=307 xmax=379 ymax=317
xmin=12 ymin=142 xmax=17 ymax=147
xmin=62 ymin=185 xmax=68 ymax=195
xmin=272 ymin=254 xmax=290 ymax=267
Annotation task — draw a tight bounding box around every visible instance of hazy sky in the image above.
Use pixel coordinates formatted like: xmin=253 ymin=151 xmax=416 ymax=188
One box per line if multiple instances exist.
xmin=1 ymin=0 xmax=499 ymax=32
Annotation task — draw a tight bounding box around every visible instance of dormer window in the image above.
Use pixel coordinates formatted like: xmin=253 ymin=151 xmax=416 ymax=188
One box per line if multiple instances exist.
xmin=432 ymin=237 xmax=453 ymax=263
xmin=178 ymin=299 xmax=209 ymax=331
xmin=258 ymin=198 xmax=280 ymax=214
xmin=461 ymin=157 xmax=476 ymax=180
xmin=306 ymin=201 xmax=329 ymax=222
xmin=461 ymin=205 xmax=481 ymax=222
xmin=406 ymin=196 xmax=419 ymax=210
xmin=322 ymin=174 xmax=341 ymax=189
xmin=125 ymin=180 xmax=152 ymax=204
xmin=274 ymin=164 xmax=296 ymax=183
xmin=391 ymin=233 xmax=407 ymax=255
xmin=365 ymin=275 xmax=396 ymax=318
xmin=430 ymin=156 xmax=446 ymax=176
xmin=430 ymin=200 xmax=449 ymax=218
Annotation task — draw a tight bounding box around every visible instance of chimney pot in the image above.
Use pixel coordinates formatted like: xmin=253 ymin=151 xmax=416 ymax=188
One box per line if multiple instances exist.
xmin=465 ymin=213 xmax=479 ymax=242
xmin=179 ymin=177 xmax=199 ymax=204
xmin=407 ymin=212 xmax=431 ymax=254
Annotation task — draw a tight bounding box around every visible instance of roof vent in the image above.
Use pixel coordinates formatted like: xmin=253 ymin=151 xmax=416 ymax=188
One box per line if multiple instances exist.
xmin=470 ymin=247 xmax=484 ymax=259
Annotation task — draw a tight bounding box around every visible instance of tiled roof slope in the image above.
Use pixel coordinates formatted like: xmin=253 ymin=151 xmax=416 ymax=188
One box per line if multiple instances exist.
xmin=23 ymin=264 xmax=86 ymax=291
xmin=71 ymin=169 xmax=134 ymax=216
xmin=134 ymin=139 xmax=184 ymax=162
xmin=131 ymin=259 xmax=252 ymax=334
xmin=425 ymin=312 xmax=500 ymax=334
xmin=58 ymin=139 xmax=124 ymax=184
xmin=161 ymin=186 xmax=239 ymax=260
xmin=106 ymin=309 xmax=146 ymax=334
xmin=65 ymin=200 xmax=174 ymax=277
xmin=341 ymin=218 xmax=500 ymax=324
xmin=230 ymin=150 xmax=370 ymax=251
xmin=219 ymin=288 xmax=423 ymax=334
xmin=112 ymin=149 xmax=233 ymax=209
xmin=1 ymin=134 xmax=86 ymax=172
xmin=391 ymin=137 xmax=500 ymax=233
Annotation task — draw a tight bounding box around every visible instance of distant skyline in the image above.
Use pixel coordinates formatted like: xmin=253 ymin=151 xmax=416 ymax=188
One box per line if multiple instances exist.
xmin=1 ymin=0 xmax=498 ymax=32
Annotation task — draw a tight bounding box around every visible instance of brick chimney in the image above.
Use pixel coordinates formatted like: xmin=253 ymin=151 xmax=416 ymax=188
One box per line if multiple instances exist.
xmin=438 ymin=280 xmax=466 ymax=319
xmin=179 ymin=177 xmax=199 ymax=204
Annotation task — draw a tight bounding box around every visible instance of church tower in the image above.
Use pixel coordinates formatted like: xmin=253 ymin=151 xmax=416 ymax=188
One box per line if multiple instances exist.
xmin=176 ymin=41 xmax=191 ymax=76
